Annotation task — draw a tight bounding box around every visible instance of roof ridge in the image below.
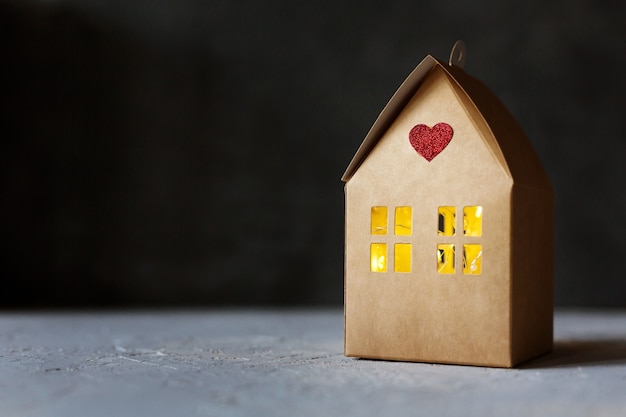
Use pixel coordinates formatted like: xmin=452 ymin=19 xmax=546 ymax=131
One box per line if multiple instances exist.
xmin=341 ymin=54 xmax=550 ymax=190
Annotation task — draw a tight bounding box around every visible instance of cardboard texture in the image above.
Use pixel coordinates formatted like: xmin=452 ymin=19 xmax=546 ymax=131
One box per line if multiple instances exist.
xmin=342 ymin=46 xmax=553 ymax=368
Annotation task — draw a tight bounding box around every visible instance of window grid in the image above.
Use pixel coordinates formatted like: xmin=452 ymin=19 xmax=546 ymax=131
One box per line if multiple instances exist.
xmin=368 ymin=205 xmax=482 ymax=275
xmin=370 ymin=206 xmax=412 ymax=273
xmin=437 ymin=206 xmax=483 ymax=275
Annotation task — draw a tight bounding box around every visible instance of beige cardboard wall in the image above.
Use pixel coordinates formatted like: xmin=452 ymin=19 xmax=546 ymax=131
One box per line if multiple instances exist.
xmin=510 ymin=185 xmax=554 ymax=364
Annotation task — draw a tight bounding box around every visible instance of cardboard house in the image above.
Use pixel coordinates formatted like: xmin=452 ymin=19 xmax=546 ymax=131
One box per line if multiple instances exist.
xmin=341 ymin=43 xmax=553 ymax=368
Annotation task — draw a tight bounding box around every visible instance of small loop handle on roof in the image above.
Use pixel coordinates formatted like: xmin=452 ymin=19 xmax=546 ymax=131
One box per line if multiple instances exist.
xmin=449 ymin=40 xmax=466 ymax=68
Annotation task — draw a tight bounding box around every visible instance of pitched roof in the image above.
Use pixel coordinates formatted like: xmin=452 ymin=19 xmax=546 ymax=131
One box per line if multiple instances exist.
xmin=341 ymin=55 xmax=551 ymax=191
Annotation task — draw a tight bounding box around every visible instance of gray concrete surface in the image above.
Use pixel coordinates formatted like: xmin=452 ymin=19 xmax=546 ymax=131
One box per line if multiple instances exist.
xmin=1 ymin=309 xmax=625 ymax=417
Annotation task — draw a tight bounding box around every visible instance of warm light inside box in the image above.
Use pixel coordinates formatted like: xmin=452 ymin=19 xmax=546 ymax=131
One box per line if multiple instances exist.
xmin=438 ymin=206 xmax=456 ymax=236
xmin=463 ymin=244 xmax=482 ymax=274
xmin=394 ymin=207 xmax=412 ymax=236
xmin=437 ymin=244 xmax=455 ymax=274
xmin=463 ymin=206 xmax=482 ymax=236
xmin=394 ymin=243 xmax=412 ymax=272
xmin=370 ymin=243 xmax=387 ymax=272
xmin=371 ymin=206 xmax=388 ymax=235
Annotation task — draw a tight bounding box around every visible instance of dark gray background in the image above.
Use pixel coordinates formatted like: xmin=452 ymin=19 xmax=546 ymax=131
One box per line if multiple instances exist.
xmin=2 ymin=0 xmax=625 ymax=308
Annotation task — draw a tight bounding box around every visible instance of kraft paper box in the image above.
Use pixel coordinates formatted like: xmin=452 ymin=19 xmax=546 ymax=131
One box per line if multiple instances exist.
xmin=341 ymin=42 xmax=553 ymax=368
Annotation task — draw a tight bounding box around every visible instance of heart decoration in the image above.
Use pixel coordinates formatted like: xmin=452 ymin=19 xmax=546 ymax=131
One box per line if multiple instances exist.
xmin=408 ymin=122 xmax=454 ymax=162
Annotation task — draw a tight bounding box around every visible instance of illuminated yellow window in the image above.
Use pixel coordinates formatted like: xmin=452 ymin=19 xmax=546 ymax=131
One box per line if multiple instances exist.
xmin=437 ymin=244 xmax=455 ymax=274
xmin=463 ymin=206 xmax=482 ymax=237
xmin=371 ymin=206 xmax=388 ymax=235
xmin=394 ymin=243 xmax=412 ymax=273
xmin=438 ymin=206 xmax=456 ymax=236
xmin=370 ymin=243 xmax=387 ymax=272
xmin=463 ymin=244 xmax=482 ymax=275
xmin=394 ymin=207 xmax=412 ymax=236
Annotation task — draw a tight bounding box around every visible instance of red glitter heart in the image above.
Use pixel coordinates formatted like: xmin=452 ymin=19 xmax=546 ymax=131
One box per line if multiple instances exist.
xmin=408 ymin=123 xmax=454 ymax=162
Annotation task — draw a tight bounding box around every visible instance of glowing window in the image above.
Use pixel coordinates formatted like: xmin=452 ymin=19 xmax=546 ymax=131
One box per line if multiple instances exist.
xmin=438 ymin=206 xmax=456 ymax=236
xmin=394 ymin=207 xmax=412 ymax=236
xmin=369 ymin=206 xmax=413 ymax=274
xmin=437 ymin=206 xmax=484 ymax=275
xmin=370 ymin=243 xmax=387 ymax=272
xmin=463 ymin=244 xmax=482 ymax=275
xmin=437 ymin=244 xmax=455 ymax=274
xmin=463 ymin=206 xmax=482 ymax=237
xmin=394 ymin=243 xmax=412 ymax=273
xmin=371 ymin=206 xmax=388 ymax=235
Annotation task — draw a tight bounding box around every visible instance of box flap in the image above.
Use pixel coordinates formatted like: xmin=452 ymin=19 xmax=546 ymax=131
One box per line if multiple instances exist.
xmin=341 ymin=55 xmax=551 ymax=192
xmin=341 ymin=55 xmax=439 ymax=182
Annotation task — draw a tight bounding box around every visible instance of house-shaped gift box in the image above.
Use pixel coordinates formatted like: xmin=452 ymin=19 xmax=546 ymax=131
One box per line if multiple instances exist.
xmin=341 ymin=43 xmax=553 ymax=368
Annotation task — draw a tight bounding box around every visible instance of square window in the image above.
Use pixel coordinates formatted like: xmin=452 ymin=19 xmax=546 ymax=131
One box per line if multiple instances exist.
xmin=438 ymin=206 xmax=456 ymax=236
xmin=371 ymin=206 xmax=388 ymax=235
xmin=437 ymin=244 xmax=455 ymax=274
xmin=463 ymin=244 xmax=482 ymax=275
xmin=463 ymin=206 xmax=482 ymax=236
xmin=370 ymin=243 xmax=387 ymax=272
xmin=394 ymin=243 xmax=411 ymax=273
xmin=394 ymin=207 xmax=412 ymax=236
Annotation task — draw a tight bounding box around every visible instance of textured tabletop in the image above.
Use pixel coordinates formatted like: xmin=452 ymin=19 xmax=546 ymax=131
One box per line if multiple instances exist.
xmin=1 ymin=309 xmax=625 ymax=417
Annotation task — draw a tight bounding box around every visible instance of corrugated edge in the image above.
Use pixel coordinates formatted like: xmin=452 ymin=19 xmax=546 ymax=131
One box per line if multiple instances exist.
xmin=340 ymin=55 xmax=438 ymax=182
